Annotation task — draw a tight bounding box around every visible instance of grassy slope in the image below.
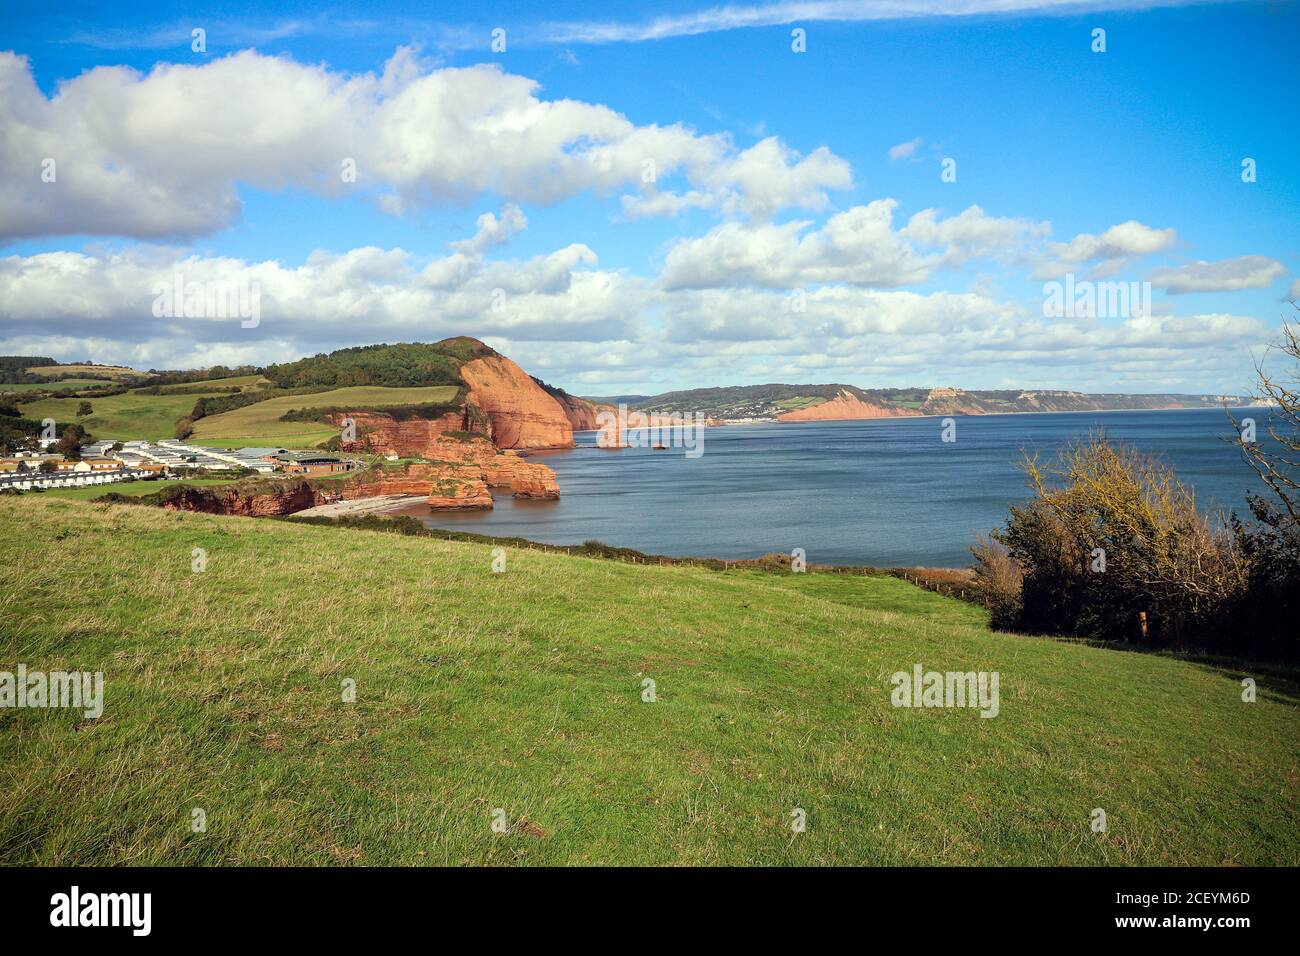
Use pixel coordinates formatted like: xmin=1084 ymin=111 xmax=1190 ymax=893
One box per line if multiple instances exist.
xmin=0 ymin=379 xmax=107 ymax=395
xmin=154 ymin=375 xmax=269 ymax=393
xmin=18 ymin=391 xmax=228 ymax=441
xmin=34 ymin=479 xmax=235 ymax=501
xmin=191 ymin=385 xmax=460 ymax=448
xmin=1 ymin=497 xmax=1296 ymax=866
xmin=25 ymin=365 xmax=151 ymax=380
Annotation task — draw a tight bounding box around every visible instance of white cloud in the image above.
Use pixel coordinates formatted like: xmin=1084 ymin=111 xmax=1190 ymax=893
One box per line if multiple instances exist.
xmin=900 ymin=205 xmax=1049 ymax=266
xmin=533 ymin=1 xmax=1207 ymax=46
xmin=660 ymin=201 xmax=929 ymax=289
xmin=661 ymin=201 xmax=1045 ymax=289
xmin=1033 ymin=219 xmax=1176 ymax=279
xmin=1150 ymin=255 xmax=1286 ymax=294
xmin=888 ymin=137 xmax=923 ymax=161
xmin=450 ymin=203 xmax=528 ymax=256
xmin=0 ymin=48 xmax=851 ymax=241
xmin=1 ymin=237 xmax=1266 ymax=396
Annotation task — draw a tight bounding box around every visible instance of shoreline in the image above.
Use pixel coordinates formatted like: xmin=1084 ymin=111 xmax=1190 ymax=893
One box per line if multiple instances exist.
xmin=292 ymin=494 xmax=422 ymax=519
xmin=570 ymin=403 xmax=1267 ymax=433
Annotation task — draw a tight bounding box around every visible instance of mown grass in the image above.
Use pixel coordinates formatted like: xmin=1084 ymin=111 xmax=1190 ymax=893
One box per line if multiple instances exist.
xmin=18 ymin=390 xmax=228 ymax=441
xmin=191 ymin=385 xmax=459 ymax=448
xmin=32 ymin=479 xmax=235 ymax=501
xmin=0 ymin=497 xmax=1296 ymax=866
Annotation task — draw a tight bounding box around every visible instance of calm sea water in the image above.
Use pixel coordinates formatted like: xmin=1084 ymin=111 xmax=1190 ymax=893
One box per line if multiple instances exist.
xmin=400 ymin=407 xmax=1276 ymax=567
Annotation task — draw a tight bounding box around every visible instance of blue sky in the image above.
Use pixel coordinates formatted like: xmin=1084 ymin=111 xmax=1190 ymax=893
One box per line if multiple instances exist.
xmin=1 ymin=0 xmax=1296 ymax=395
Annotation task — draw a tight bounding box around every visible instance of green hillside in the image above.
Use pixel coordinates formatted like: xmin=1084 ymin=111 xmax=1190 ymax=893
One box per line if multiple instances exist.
xmin=17 ymin=389 xmax=232 ymax=441
xmin=191 ymin=384 xmax=460 ymax=447
xmin=263 ymin=338 xmax=496 ymax=389
xmin=1 ymin=497 xmax=1295 ymax=865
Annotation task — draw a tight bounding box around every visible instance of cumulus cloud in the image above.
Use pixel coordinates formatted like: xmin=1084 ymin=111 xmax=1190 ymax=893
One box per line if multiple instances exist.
xmin=900 ymin=205 xmax=1049 ymax=266
xmin=1150 ymin=255 xmax=1286 ymax=294
xmin=1033 ymin=219 xmax=1177 ymax=279
xmin=660 ymin=201 xmax=1045 ymax=289
xmin=0 ymin=47 xmax=851 ymax=241
xmin=1 ymin=234 xmax=1267 ymax=396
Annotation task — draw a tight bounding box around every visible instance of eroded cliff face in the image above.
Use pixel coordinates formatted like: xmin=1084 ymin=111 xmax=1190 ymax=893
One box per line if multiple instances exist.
xmin=777 ymin=389 xmax=920 ymax=422
xmin=158 ymin=480 xmax=322 ymax=516
xmin=335 ymin=462 xmax=494 ymax=510
xmin=551 ymin=392 xmax=608 ymax=432
xmin=332 ymin=409 xmax=484 ymax=458
xmin=459 ymin=355 xmax=575 ymax=449
xmin=480 ymin=451 xmax=560 ymax=499
xmin=330 ymin=428 xmax=560 ymax=504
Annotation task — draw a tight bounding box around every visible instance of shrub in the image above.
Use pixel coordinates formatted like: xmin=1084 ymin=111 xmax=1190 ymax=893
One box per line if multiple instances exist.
xmin=994 ymin=434 xmax=1246 ymax=649
xmin=969 ymin=533 xmax=1023 ymax=629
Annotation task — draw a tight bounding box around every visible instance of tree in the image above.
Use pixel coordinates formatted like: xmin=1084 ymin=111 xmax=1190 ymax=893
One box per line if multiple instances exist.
xmin=52 ymin=423 xmax=87 ymax=460
xmin=994 ymin=434 xmax=1244 ymax=647
xmin=1233 ymin=306 xmax=1300 ymax=523
xmin=76 ymin=401 xmax=93 ymax=417
xmin=38 ymin=459 xmax=58 ymax=474
xmin=1228 ymin=305 xmax=1300 ymax=659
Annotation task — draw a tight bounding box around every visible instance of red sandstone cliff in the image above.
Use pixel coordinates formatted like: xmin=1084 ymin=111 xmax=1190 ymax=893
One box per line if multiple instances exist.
xmin=158 ymin=480 xmax=322 ymax=516
xmin=459 ymin=355 xmax=575 ymax=449
xmin=777 ymin=390 xmax=920 ymax=422
xmin=332 ymin=422 xmax=560 ymax=502
xmin=551 ymin=392 xmax=608 ymax=431
xmin=332 ymin=411 xmax=484 ymax=458
xmin=336 ymin=462 xmax=494 ymax=509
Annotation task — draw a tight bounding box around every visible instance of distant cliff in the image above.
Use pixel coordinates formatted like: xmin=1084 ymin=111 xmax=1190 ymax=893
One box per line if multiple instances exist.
xmin=603 ymin=383 xmax=1253 ymax=422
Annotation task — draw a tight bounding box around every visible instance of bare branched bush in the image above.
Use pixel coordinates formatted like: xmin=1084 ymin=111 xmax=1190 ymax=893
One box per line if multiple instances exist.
xmin=1233 ymin=306 xmax=1300 ymax=523
xmin=969 ymin=533 xmax=1023 ymax=630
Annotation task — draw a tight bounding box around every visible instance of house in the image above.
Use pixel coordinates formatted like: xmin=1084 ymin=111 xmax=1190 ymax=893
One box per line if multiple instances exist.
xmin=271 ymin=452 xmax=357 ymax=476
xmin=80 ymin=458 xmax=123 ymax=473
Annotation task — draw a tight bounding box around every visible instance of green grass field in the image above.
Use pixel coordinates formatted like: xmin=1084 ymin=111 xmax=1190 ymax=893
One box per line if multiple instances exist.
xmin=0 ymin=379 xmax=108 ymax=395
xmin=1 ymin=497 xmax=1296 ymax=865
xmin=191 ymin=385 xmax=459 ymax=448
xmin=17 ymin=390 xmax=227 ymax=441
xmin=25 ymin=365 xmax=151 ymax=381
xmin=154 ymin=375 xmax=269 ymax=394
xmin=33 ymin=479 xmax=235 ymax=501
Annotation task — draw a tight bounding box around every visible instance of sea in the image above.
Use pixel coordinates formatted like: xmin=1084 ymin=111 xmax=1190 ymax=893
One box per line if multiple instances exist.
xmin=394 ymin=406 xmax=1279 ymax=568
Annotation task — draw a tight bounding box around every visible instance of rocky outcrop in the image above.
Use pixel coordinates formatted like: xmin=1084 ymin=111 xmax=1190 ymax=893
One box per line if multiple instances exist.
xmin=480 ymin=451 xmax=560 ymax=499
xmin=324 ymin=434 xmax=560 ymax=505
xmin=333 ymin=462 xmax=493 ymax=510
xmin=777 ymin=389 xmax=919 ymax=422
xmin=157 ymin=480 xmax=322 ymax=516
xmin=460 ymin=355 xmax=575 ymax=449
xmin=331 ymin=410 xmax=484 ymax=458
